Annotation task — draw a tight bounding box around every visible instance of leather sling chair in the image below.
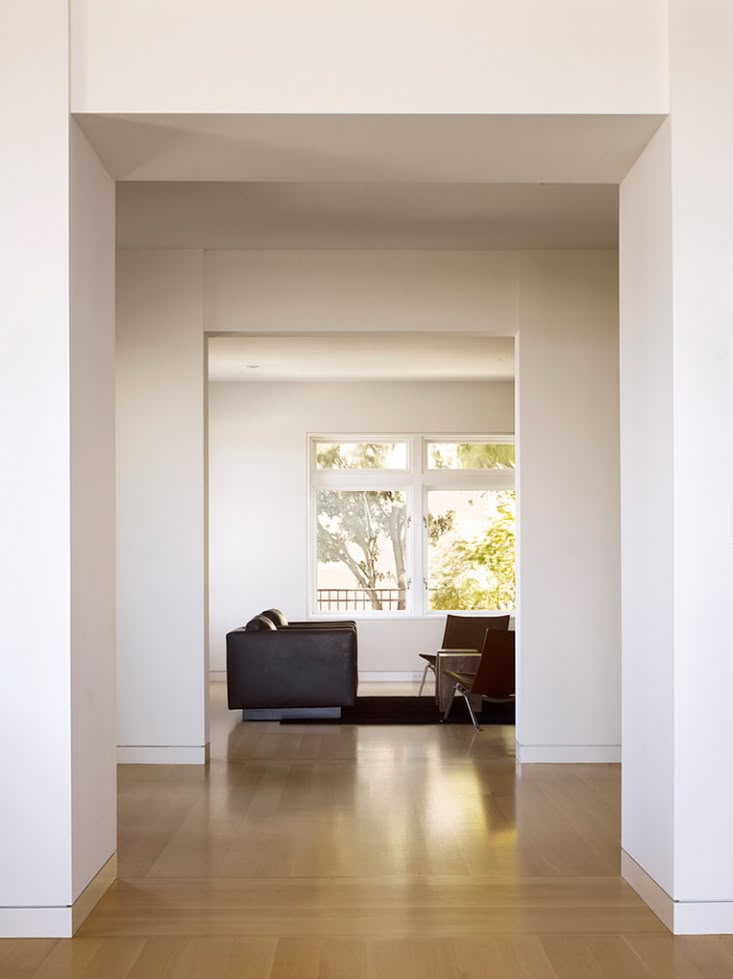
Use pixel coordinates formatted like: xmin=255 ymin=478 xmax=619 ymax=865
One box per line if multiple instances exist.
xmin=441 ymin=629 xmax=515 ymax=731
xmin=418 ymin=613 xmax=510 ymax=696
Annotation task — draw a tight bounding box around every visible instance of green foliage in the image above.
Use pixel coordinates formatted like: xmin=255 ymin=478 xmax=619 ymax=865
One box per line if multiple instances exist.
xmin=317 ymin=442 xmax=391 ymax=470
xmin=429 ymin=491 xmax=516 ymax=611
xmin=429 ymin=442 xmax=515 ymax=470
xmin=427 ymin=510 xmax=455 ymax=546
xmin=457 ymin=442 xmax=515 ymax=470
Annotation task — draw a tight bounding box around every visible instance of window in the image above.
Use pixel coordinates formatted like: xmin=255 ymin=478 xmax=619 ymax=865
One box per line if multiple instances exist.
xmin=310 ymin=436 xmax=515 ymax=615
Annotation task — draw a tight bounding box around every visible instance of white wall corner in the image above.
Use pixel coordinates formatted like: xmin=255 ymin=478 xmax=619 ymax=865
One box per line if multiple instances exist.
xmin=621 ymin=850 xmax=674 ymax=932
xmin=0 ymin=852 xmax=117 ymax=939
xmin=72 ymin=852 xmax=117 ymax=934
xmin=622 ymin=850 xmax=733 ymax=935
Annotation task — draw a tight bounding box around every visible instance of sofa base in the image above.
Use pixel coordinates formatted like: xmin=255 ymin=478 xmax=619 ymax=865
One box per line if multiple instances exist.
xmin=242 ymin=707 xmax=342 ymax=721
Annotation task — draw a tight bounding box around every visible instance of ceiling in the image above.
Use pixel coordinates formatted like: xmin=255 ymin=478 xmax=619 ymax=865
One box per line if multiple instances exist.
xmin=96 ymin=113 xmax=641 ymax=380
xmin=207 ymin=335 xmax=514 ymax=383
xmin=93 ymin=113 xmax=655 ymax=250
xmin=118 ymin=182 xmax=618 ymax=250
xmin=79 ymin=113 xmax=663 ymax=184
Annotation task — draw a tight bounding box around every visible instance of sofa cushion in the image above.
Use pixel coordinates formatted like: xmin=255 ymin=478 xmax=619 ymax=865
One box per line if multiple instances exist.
xmin=245 ymin=614 xmax=277 ymax=632
xmin=260 ymin=608 xmax=288 ymax=627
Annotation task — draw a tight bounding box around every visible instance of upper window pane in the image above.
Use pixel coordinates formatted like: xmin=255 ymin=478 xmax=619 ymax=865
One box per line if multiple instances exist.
xmin=426 ymin=441 xmax=515 ymax=471
xmin=315 ymin=441 xmax=408 ymax=471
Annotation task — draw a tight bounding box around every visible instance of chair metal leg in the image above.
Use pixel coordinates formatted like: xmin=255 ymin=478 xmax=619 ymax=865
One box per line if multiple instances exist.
xmin=418 ymin=662 xmax=433 ymax=697
xmin=463 ymin=692 xmax=481 ymax=732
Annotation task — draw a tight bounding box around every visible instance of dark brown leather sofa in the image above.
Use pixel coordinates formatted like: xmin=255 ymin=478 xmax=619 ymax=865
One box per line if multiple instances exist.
xmin=226 ymin=609 xmax=358 ymax=715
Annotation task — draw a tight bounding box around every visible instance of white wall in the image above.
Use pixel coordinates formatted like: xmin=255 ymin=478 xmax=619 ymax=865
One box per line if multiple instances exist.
xmin=516 ymin=251 xmax=621 ymax=762
xmin=69 ymin=120 xmax=117 ymax=898
xmin=205 ymin=250 xmax=518 ymax=336
xmin=669 ymin=0 xmax=733 ymax=908
xmin=618 ymin=1 xmax=733 ymax=932
xmin=116 ymin=251 xmax=208 ymax=763
xmin=0 ymin=3 xmax=116 ymax=936
xmin=208 ymin=380 xmax=515 ymax=674
xmin=70 ymin=0 xmax=667 ymax=114
xmin=619 ymin=120 xmax=675 ymax=895
xmin=0 ymin=0 xmax=73 ymax=920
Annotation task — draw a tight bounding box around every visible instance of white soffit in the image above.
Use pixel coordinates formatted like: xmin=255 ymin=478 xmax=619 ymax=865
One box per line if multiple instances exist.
xmin=117 ymin=182 xmax=618 ymax=250
xmin=207 ymin=335 xmax=514 ymax=383
xmin=77 ymin=113 xmax=664 ymax=184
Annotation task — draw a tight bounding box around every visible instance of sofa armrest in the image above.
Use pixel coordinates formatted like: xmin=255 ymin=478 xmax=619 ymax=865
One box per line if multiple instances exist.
xmin=287 ymin=619 xmax=356 ymax=630
xmin=226 ymin=628 xmax=358 ymax=710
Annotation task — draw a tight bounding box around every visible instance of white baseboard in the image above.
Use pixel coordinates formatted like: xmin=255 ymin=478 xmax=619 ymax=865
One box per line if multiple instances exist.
xmin=210 ymin=671 xmax=425 ymax=683
xmin=0 ymin=907 xmax=74 ymax=939
xmin=621 ymin=850 xmax=674 ymax=931
xmin=516 ymin=742 xmax=621 ymax=763
xmin=359 ymin=671 xmax=424 ymax=682
xmin=72 ymin=852 xmax=117 ymax=933
xmin=674 ymin=901 xmax=733 ymax=935
xmin=0 ymin=853 xmax=116 ymax=938
xmin=622 ymin=850 xmax=733 ymax=935
xmin=117 ymin=744 xmax=210 ymax=765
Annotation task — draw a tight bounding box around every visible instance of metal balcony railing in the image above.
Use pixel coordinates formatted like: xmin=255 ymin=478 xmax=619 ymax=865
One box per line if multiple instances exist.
xmin=316 ymin=588 xmax=405 ymax=611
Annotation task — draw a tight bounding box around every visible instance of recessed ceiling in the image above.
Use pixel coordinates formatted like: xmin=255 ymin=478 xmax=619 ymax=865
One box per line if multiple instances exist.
xmin=118 ymin=182 xmax=618 ymax=250
xmin=207 ymin=335 xmax=514 ymax=383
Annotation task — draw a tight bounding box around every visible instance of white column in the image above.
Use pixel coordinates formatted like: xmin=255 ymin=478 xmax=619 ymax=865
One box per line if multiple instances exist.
xmin=619 ymin=117 xmax=676 ymax=921
xmin=0 ymin=3 xmax=116 ymax=937
xmin=620 ymin=0 xmax=733 ymax=934
xmin=516 ymin=252 xmax=621 ymax=763
xmin=116 ymin=250 xmax=208 ymax=763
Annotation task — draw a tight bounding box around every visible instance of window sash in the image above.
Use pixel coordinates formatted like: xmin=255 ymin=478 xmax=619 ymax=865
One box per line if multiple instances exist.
xmin=308 ymin=433 xmax=515 ymax=617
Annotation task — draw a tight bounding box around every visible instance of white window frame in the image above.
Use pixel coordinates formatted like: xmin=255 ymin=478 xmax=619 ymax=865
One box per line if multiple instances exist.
xmin=308 ymin=434 xmax=515 ymax=619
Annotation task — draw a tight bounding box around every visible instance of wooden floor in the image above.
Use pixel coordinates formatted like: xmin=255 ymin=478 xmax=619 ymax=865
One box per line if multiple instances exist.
xmin=3 ymin=685 xmax=733 ymax=978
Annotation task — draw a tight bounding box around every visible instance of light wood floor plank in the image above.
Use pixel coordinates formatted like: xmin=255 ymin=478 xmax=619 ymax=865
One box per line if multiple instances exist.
xmin=269 ymin=939 xmax=320 ymax=979
xmin=317 ymin=940 xmax=367 ymax=979
xmin=365 ymin=939 xmax=456 ymax=979
xmin=30 ymin=939 xmax=103 ymax=979
xmin=447 ymin=936 xmax=560 ymax=979
xmin=0 ymin=939 xmax=58 ymax=977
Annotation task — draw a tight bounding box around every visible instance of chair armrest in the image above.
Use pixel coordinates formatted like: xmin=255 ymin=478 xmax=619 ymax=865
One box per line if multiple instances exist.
xmin=443 ymin=669 xmax=477 ymax=686
xmin=436 ymin=648 xmax=481 ymax=655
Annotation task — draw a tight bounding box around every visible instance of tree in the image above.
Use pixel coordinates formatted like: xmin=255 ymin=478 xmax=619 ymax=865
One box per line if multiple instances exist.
xmin=316 ymin=444 xmax=407 ymax=610
xmin=430 ymin=441 xmax=515 ymax=471
xmin=429 ymin=491 xmax=516 ymax=611
xmin=456 ymin=442 xmax=515 ymax=470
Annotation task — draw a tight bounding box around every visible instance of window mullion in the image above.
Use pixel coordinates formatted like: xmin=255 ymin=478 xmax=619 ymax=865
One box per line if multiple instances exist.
xmin=411 ymin=435 xmax=425 ymax=616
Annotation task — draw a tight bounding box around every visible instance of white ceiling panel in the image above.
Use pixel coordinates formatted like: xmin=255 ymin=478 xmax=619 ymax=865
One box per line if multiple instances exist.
xmin=208 ymin=334 xmax=514 ymax=382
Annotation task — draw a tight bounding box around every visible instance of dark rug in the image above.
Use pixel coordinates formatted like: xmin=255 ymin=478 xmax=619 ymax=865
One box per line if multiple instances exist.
xmin=280 ymin=695 xmax=515 ymax=726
